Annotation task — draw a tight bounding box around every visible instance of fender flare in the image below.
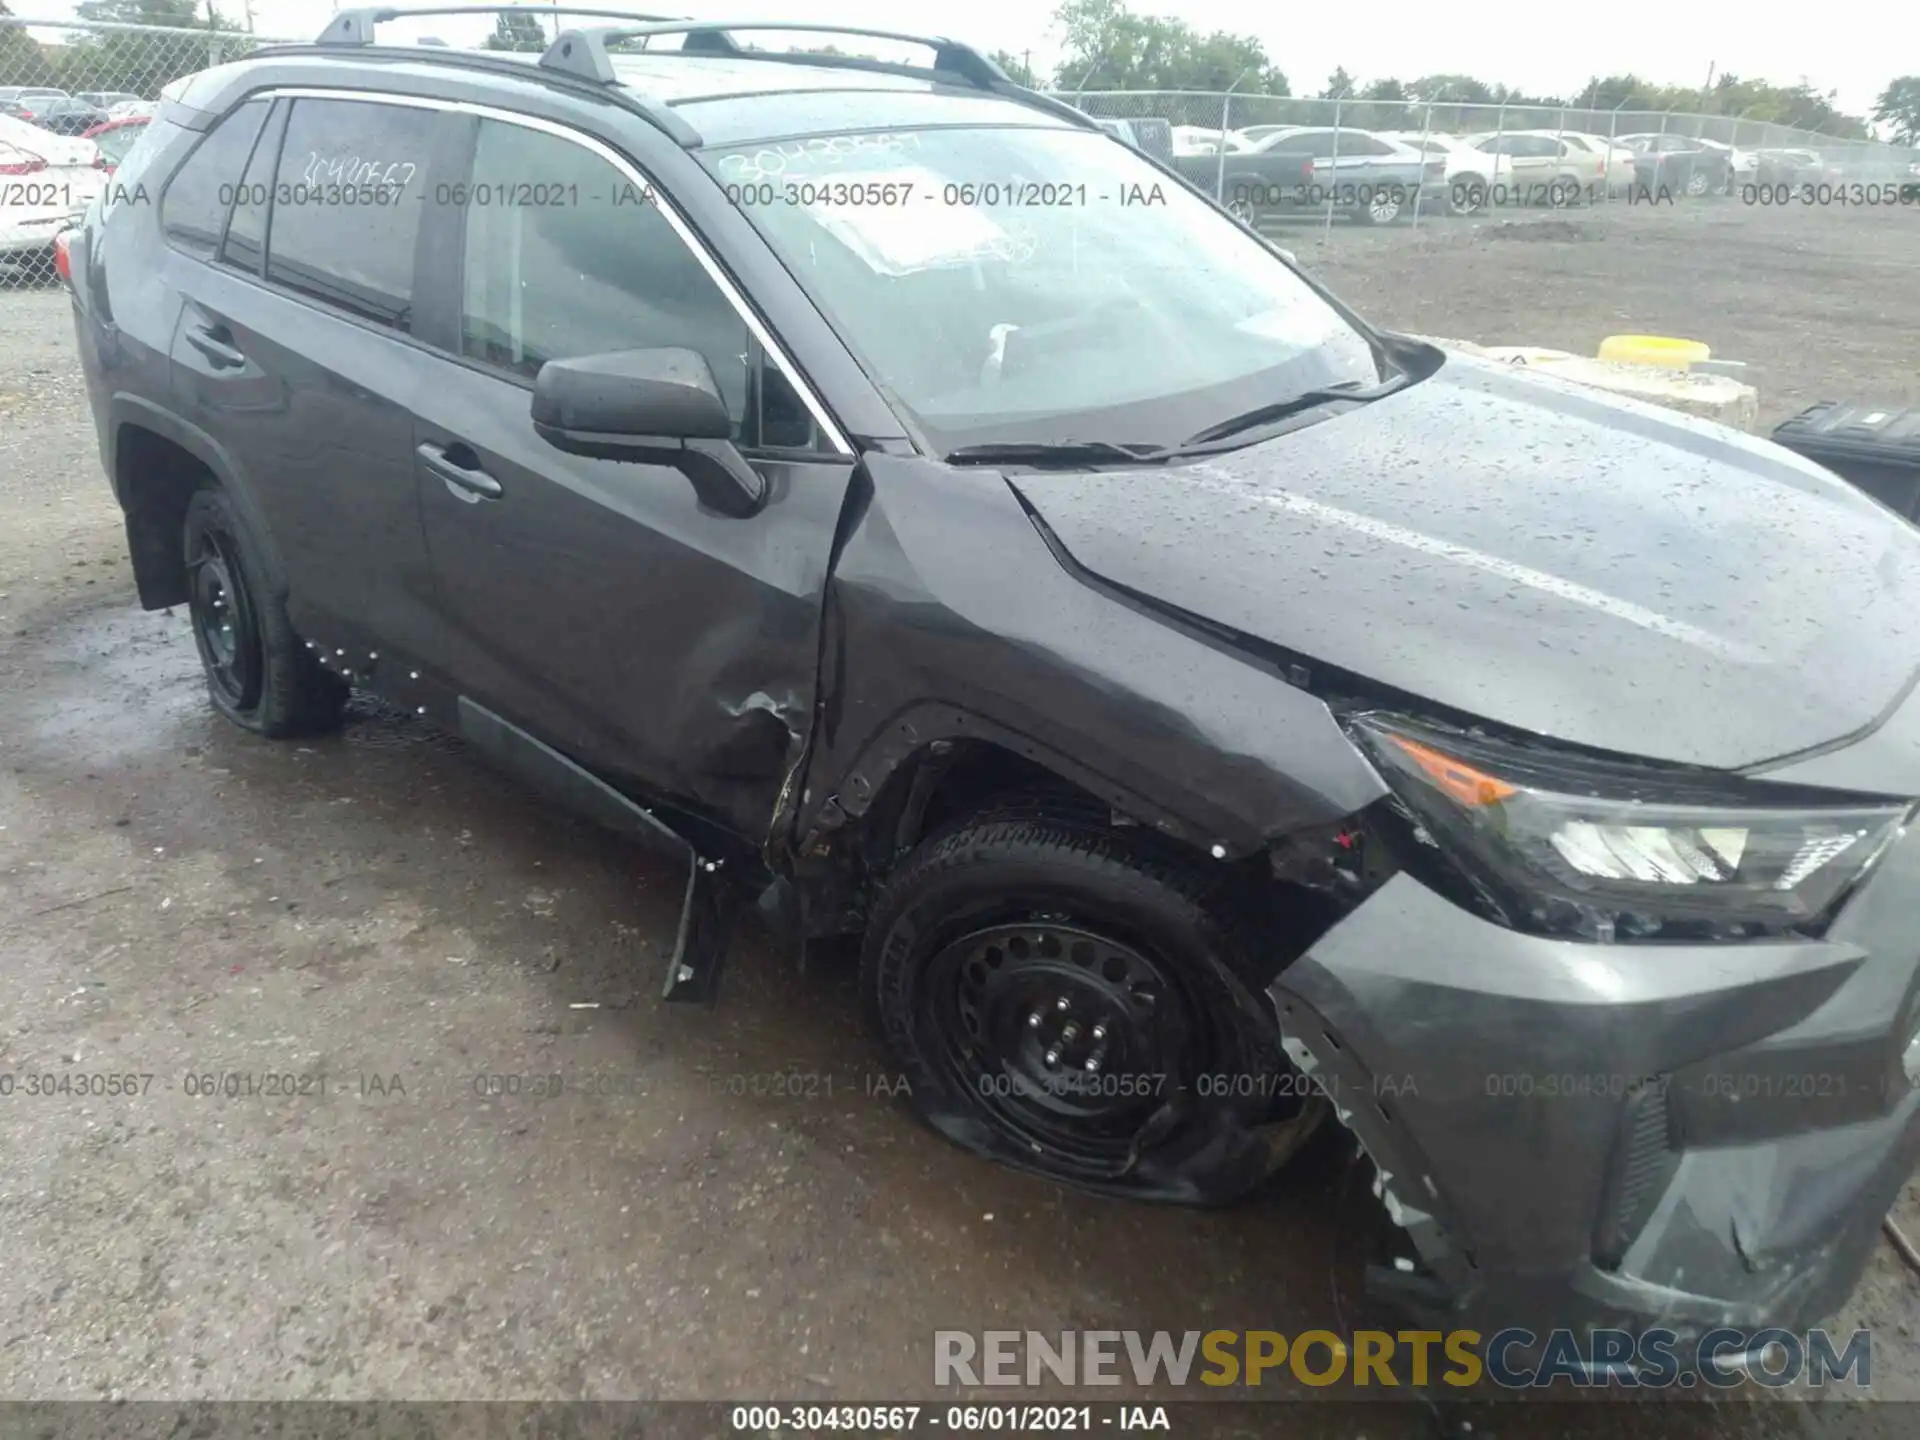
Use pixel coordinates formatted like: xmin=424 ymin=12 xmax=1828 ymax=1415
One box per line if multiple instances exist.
xmin=801 ymin=699 xmax=1308 ymax=861
xmin=107 ymin=392 xmax=292 ymax=599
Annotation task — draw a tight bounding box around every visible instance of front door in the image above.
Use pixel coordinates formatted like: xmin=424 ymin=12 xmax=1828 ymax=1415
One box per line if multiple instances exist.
xmin=409 ymin=114 xmax=856 ymax=840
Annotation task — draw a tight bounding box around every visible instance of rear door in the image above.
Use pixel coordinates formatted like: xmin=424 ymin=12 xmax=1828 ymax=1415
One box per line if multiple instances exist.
xmin=166 ymin=93 xmax=453 ymax=662
xmin=406 ymin=111 xmax=857 ymax=838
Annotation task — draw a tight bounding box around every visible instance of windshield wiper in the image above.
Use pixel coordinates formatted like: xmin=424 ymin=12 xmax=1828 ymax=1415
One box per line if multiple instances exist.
xmin=1165 ymin=372 xmax=1417 ymax=456
xmin=943 ymin=440 xmax=1166 ymax=468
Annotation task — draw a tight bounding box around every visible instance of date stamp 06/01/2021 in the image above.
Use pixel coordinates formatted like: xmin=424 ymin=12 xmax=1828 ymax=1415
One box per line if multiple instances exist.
xmin=0 ymin=1064 xmax=1875 ymax=1106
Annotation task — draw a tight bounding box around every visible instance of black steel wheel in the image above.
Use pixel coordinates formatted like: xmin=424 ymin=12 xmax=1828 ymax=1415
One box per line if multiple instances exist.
xmin=864 ymin=802 xmax=1325 ymax=1202
xmin=181 ymin=487 xmax=347 ymax=737
xmin=925 ymin=919 xmax=1212 ymax=1171
xmin=187 ymin=520 xmax=262 ymax=712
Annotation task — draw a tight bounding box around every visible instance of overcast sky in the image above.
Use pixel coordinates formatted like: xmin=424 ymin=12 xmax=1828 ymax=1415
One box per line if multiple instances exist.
xmin=14 ymin=0 xmax=1911 ymax=120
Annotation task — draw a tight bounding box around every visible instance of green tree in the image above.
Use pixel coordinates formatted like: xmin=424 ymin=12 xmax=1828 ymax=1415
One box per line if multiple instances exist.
xmin=1874 ymin=75 xmax=1920 ymax=144
xmin=1318 ymin=66 xmax=1353 ymax=100
xmin=1352 ymin=77 xmax=1411 ymax=128
xmin=60 ymin=1 xmax=251 ymax=99
xmin=1052 ymin=0 xmax=1285 ymax=94
xmin=1569 ymin=71 xmax=1869 ymax=136
xmin=0 ymin=2 xmax=62 ymax=91
xmin=1407 ymin=73 xmax=1496 ymax=105
xmin=988 ymin=48 xmax=1037 ymax=87
xmin=483 ymin=11 xmax=548 ymax=54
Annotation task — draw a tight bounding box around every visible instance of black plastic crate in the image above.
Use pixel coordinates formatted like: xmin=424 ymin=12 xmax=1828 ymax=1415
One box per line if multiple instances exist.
xmin=1771 ymin=401 xmax=1920 ymax=521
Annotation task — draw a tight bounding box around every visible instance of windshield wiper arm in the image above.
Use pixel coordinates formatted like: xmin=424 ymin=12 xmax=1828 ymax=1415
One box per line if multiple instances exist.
xmin=1168 ymin=372 xmax=1416 ymax=454
xmin=943 ymin=440 xmax=1166 ymax=468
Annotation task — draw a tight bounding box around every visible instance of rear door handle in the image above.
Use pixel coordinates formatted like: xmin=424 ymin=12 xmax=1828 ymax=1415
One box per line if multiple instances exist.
xmin=185 ymin=321 xmax=246 ymax=369
xmin=417 ymin=441 xmax=503 ymax=501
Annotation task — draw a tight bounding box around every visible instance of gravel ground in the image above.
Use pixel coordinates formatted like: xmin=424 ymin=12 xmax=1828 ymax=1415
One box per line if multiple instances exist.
xmin=1 ymin=197 xmax=1918 ymax=1430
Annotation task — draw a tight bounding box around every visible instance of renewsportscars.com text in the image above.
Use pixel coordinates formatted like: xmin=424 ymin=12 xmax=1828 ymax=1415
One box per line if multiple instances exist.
xmin=933 ymin=1327 xmax=1872 ymax=1389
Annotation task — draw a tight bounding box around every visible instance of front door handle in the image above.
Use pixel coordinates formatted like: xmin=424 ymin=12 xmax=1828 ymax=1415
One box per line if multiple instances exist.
xmin=417 ymin=441 xmax=503 ymax=501
xmin=185 ymin=321 xmax=246 ymax=369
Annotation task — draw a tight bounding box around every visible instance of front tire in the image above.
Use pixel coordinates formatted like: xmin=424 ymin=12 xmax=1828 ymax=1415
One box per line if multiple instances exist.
xmin=183 ymin=487 xmax=348 ymax=738
xmin=862 ymin=804 xmax=1325 ymax=1202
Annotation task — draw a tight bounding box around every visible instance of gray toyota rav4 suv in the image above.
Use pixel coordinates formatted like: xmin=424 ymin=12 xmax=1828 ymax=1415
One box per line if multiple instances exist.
xmin=64 ymin=7 xmax=1920 ymax=1366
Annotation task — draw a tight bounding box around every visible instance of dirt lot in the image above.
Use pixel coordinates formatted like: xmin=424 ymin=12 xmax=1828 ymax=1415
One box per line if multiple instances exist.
xmin=1 ymin=197 xmax=1918 ymax=1430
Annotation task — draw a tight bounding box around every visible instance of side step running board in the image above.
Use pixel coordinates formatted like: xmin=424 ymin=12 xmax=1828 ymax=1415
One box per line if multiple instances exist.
xmin=456 ymin=697 xmax=734 ymax=1002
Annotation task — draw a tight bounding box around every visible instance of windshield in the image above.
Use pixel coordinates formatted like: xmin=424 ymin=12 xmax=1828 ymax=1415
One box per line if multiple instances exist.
xmin=93 ymin=122 xmax=146 ymax=166
xmin=702 ymin=125 xmax=1379 ymax=453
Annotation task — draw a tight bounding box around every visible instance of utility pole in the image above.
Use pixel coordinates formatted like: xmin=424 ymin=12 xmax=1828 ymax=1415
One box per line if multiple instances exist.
xmin=1700 ymin=61 xmax=1715 ymax=111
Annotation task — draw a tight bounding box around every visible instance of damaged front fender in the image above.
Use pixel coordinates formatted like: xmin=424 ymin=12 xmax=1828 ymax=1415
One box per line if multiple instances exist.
xmin=798 ymin=454 xmax=1389 ymax=862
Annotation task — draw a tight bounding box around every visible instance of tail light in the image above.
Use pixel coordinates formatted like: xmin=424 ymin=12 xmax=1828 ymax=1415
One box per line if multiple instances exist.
xmin=52 ymin=231 xmax=73 ymax=286
xmin=0 ymin=144 xmax=48 ymax=177
xmin=1299 ymin=157 xmax=1314 ymax=180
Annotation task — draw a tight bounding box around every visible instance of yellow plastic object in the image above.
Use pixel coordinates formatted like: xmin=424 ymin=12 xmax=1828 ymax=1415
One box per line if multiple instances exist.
xmin=1598 ymin=334 xmax=1711 ymax=370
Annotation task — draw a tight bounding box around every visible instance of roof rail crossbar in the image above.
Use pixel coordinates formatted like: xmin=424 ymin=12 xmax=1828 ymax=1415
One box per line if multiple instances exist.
xmin=316 ymin=7 xmax=687 ymax=48
xmin=536 ymin=21 xmax=1011 ymax=91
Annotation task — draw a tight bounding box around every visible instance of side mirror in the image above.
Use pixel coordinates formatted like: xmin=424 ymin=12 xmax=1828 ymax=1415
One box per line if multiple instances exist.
xmin=531 ymin=347 xmax=766 ymax=518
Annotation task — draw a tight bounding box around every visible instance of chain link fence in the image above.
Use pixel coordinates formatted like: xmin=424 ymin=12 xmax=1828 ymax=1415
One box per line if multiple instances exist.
xmin=1 ymin=16 xmax=297 ymax=285
xmin=3 ymin=16 xmax=1917 ymax=285
xmin=1063 ymin=88 xmax=1920 ymax=230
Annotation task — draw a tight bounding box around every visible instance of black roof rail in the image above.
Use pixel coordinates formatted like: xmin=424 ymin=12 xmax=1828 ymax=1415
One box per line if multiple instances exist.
xmin=535 ymin=20 xmax=1103 ymax=135
xmin=316 ymin=7 xmax=687 ymax=47
xmin=308 ymin=9 xmax=1102 ymax=143
xmin=534 ymin=20 xmax=1005 ymax=88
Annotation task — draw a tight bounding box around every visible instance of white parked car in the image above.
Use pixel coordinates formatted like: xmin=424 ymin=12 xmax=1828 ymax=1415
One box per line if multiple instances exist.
xmin=1171 ymin=124 xmax=1236 ymax=157
xmin=0 ymin=113 xmax=104 ymax=268
xmin=1465 ymin=129 xmax=1612 ymax=205
xmin=1557 ymin=132 xmax=1639 ymax=194
xmin=106 ymin=99 xmax=158 ymax=121
xmin=1376 ymin=132 xmax=1514 ymax=213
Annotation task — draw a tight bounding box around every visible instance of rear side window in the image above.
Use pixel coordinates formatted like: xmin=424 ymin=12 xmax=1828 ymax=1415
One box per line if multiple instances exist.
xmin=221 ymin=101 xmax=285 ymax=276
xmin=160 ymin=98 xmax=268 ymax=257
xmin=457 ymin=119 xmax=751 ymax=424
xmin=265 ymin=98 xmax=435 ymax=330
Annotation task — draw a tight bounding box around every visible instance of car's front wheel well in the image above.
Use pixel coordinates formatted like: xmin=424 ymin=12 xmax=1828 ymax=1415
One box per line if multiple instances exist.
xmin=821 ymin=738 xmax=1350 ymax=982
xmin=115 ymin=424 xmax=211 ymax=610
xmin=857 ymin=739 xmax=1130 ymax=874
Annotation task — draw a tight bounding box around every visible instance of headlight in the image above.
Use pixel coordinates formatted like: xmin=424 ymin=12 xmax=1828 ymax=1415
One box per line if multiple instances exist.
xmin=1352 ymin=714 xmax=1910 ymax=942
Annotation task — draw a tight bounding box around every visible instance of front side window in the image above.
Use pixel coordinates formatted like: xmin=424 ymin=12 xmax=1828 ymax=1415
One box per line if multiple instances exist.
xmin=160 ymin=97 xmax=267 ymax=257
xmin=458 ymin=119 xmax=752 ymax=427
xmin=265 ymin=98 xmax=435 ymax=330
xmin=705 ymin=124 xmax=1378 ymax=452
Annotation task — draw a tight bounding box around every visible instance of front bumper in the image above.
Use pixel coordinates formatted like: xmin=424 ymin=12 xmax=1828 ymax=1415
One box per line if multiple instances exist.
xmin=1268 ymin=822 xmax=1920 ymax=1342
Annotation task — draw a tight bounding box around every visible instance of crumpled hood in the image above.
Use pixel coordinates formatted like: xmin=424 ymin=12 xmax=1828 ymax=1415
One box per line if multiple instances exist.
xmin=1011 ymin=357 xmax=1920 ymax=773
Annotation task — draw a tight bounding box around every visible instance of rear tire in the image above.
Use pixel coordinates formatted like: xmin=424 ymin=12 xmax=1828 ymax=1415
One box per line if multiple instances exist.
xmin=183 ymin=487 xmax=348 ymax=738
xmin=1352 ymin=188 xmax=1403 ymax=225
xmin=862 ymin=803 xmax=1325 ymax=1202
xmin=1452 ymin=175 xmax=1490 ymax=215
